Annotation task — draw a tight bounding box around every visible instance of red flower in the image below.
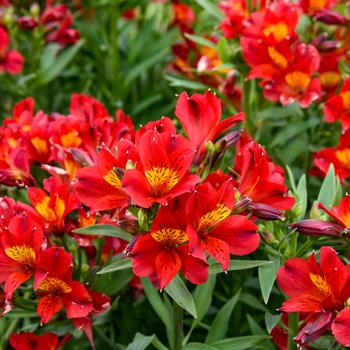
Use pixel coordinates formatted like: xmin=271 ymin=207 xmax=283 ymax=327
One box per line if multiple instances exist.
xmin=172 ymin=1 xmax=195 ymax=32
xmin=324 ymin=77 xmax=350 ymax=131
xmin=9 ymin=332 xmax=60 ymax=350
xmin=0 ymin=214 xmax=44 ymax=299
xmin=72 ymin=289 xmax=111 ymax=347
xmin=0 ymin=26 xmax=23 ymax=75
xmin=131 ymin=206 xmax=208 ymax=289
xmin=122 ymin=130 xmax=200 ymax=208
xmin=319 ymin=52 xmax=342 ymax=96
xmin=319 ymin=194 xmax=350 ymax=229
xmin=234 ymin=140 xmax=295 ymax=215
xmin=175 ymin=90 xmax=243 ymax=163
xmin=300 ymin=0 xmax=336 ymax=14
xmin=277 ymin=246 xmax=350 ymax=346
xmin=28 ymin=177 xmax=80 ymax=232
xmin=186 ymin=181 xmax=259 ymax=271
xmin=73 ymin=143 xmax=137 ymax=212
xmin=35 ymin=247 xmax=92 ymax=324
xmin=312 ymin=130 xmax=350 ymax=181
xmin=262 ymin=43 xmax=321 ymax=108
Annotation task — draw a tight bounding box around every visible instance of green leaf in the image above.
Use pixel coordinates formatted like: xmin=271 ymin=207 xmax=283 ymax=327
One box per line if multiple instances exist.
xmin=194 ymin=0 xmax=224 ymax=20
xmin=183 ymin=343 xmax=217 ymax=350
xmin=317 ymin=164 xmax=336 ymax=209
xmin=39 ymin=43 xmax=61 ymax=72
xmin=286 ymin=165 xmax=297 ymax=193
xmin=205 ymin=289 xmax=241 ymax=344
xmin=184 ymin=33 xmax=216 ymax=48
xmin=141 ymin=278 xmax=172 ymax=329
xmin=240 ymin=293 xmax=269 ymax=312
xmin=38 ymin=40 xmax=84 ymax=84
xmin=165 ymin=75 xmax=208 ymax=90
xmin=217 ymin=37 xmax=230 ymax=63
xmin=125 ymin=49 xmax=168 ymax=86
xmin=193 ymin=274 xmax=216 ymax=324
xmin=296 ymin=175 xmax=307 ymax=219
xmin=165 ymin=275 xmax=197 ymax=318
xmin=74 ymin=224 xmax=133 ymax=241
xmin=334 ymin=176 xmax=343 ymax=206
xmin=209 ymin=260 xmax=272 ymax=275
xmin=247 ymin=314 xmax=266 ymax=335
xmin=265 ymin=313 xmax=282 ymax=334
xmin=97 ymin=258 xmax=132 ymax=274
xmin=258 ymin=258 xmax=279 ymax=304
xmin=211 ymin=335 xmax=271 ymax=350
xmin=126 ymin=333 xmax=155 ymax=350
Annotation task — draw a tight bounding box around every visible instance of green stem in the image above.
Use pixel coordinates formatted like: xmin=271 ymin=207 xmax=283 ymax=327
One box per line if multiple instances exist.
xmin=288 ymin=313 xmax=298 ymax=350
xmin=1 ymin=319 xmax=19 ymax=349
xmin=172 ymin=302 xmax=183 ymax=350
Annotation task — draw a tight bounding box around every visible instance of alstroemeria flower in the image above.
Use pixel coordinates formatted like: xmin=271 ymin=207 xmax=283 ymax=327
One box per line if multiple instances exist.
xmin=0 ymin=214 xmax=44 ymax=299
xmin=74 ymin=142 xmax=138 ymax=212
xmin=186 ymin=181 xmax=259 ymax=271
xmin=0 ymin=26 xmax=24 ymax=75
xmin=262 ymin=43 xmax=321 ymax=108
xmin=319 ymin=194 xmax=350 ymax=230
xmin=131 ymin=206 xmax=208 ymax=289
xmin=122 ymin=129 xmax=200 ymax=208
xmin=277 ymin=246 xmax=350 ymax=347
xmin=311 ymin=130 xmax=350 ymax=181
xmin=34 ymin=247 xmax=92 ymax=324
xmin=175 ymin=90 xmax=243 ymax=163
xmin=300 ymin=0 xmax=337 ymax=15
xmin=28 ymin=176 xmax=80 ymax=232
xmin=324 ymin=77 xmax=350 ymax=131
xmin=10 ymin=332 xmax=62 ymax=350
xmin=234 ymin=140 xmax=295 ymax=217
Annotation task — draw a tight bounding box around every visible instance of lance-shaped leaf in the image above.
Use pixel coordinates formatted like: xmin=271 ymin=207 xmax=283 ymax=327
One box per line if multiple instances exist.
xmin=126 ymin=333 xmax=155 ymax=350
xmin=317 ymin=164 xmax=336 ymax=209
xmin=97 ymin=258 xmax=132 ymax=274
xmin=209 ymin=260 xmax=272 ymax=275
xmin=258 ymin=258 xmax=279 ymax=304
xmin=74 ymin=224 xmax=133 ymax=241
xmin=211 ymin=335 xmax=271 ymax=350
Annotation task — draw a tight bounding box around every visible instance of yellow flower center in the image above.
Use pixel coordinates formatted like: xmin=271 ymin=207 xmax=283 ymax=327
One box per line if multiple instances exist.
xmin=5 ymin=245 xmax=36 ymax=266
xmin=35 ymin=196 xmax=66 ymax=223
xmin=60 ymin=130 xmax=82 ymax=148
xmin=285 ymin=71 xmax=311 ymax=92
xmin=263 ymin=23 xmax=288 ymax=42
xmin=309 ymin=0 xmax=328 ymax=11
xmin=198 ymin=204 xmax=231 ymax=231
xmin=39 ymin=277 xmax=72 ymax=294
xmin=31 ymin=137 xmax=49 ymax=154
xmin=336 ymin=149 xmax=350 ymax=169
xmin=320 ymin=71 xmax=341 ymax=89
xmin=341 ymin=91 xmax=350 ymax=111
xmin=103 ymin=169 xmax=122 ymax=189
xmin=309 ymin=273 xmax=331 ymax=295
xmin=145 ymin=167 xmax=179 ymax=195
xmin=151 ymin=228 xmax=188 ymax=246
xmin=268 ymin=46 xmax=288 ymax=69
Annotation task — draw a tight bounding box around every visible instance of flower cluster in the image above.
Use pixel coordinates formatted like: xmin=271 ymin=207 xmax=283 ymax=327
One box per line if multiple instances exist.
xmin=0 ymin=90 xmax=294 ymax=344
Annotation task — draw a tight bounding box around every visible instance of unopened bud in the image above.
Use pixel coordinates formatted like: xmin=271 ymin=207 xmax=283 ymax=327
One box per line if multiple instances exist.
xmin=126 ymin=159 xmax=135 ymax=170
xmin=17 ymin=16 xmax=38 ymax=30
xmin=290 ymin=219 xmax=343 ymax=237
xmin=250 ymin=203 xmax=284 ymax=221
xmin=314 ymin=10 xmax=347 ymax=25
xmin=233 ymin=196 xmax=252 ymax=213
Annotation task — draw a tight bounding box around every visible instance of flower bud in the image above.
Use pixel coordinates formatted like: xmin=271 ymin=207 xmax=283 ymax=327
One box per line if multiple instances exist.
xmin=250 ymin=203 xmax=284 ymax=221
xmin=233 ymin=196 xmax=252 ymax=213
xmin=17 ymin=16 xmax=38 ymax=30
xmin=290 ymin=219 xmax=343 ymax=237
xmin=314 ymin=10 xmax=347 ymax=25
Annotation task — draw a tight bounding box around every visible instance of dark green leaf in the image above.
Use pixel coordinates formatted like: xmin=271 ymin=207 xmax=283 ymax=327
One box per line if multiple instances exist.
xmin=205 ymin=289 xmax=241 ymax=344
xmin=265 ymin=313 xmax=282 ymax=334
xmin=209 ymin=260 xmax=272 ymax=274
xmin=97 ymin=258 xmax=132 ymax=274
xmin=183 ymin=343 xmax=217 ymax=350
xmin=126 ymin=333 xmax=155 ymax=350
xmin=258 ymin=259 xmax=279 ymax=304
xmin=194 ymin=0 xmax=224 ymax=20
xmin=184 ymin=33 xmax=216 ymax=48
xmin=74 ymin=224 xmax=133 ymax=241
xmin=165 ymin=275 xmax=197 ymax=318
xmin=211 ymin=335 xmax=271 ymax=350
xmin=317 ymin=164 xmax=336 ymax=209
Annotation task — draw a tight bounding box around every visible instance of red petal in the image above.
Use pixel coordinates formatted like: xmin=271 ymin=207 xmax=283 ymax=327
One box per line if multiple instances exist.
xmin=202 ymin=236 xmax=230 ymax=271
xmin=63 ymin=281 xmax=92 ymax=319
xmin=332 ymin=307 xmax=350 ymax=347
xmin=155 ymin=250 xmax=182 ymax=289
xmin=37 ymin=295 xmax=63 ymax=324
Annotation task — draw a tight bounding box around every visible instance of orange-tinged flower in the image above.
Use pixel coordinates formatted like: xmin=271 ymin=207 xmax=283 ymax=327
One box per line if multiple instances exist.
xmin=122 ymin=130 xmax=200 ymax=208
xmin=10 ymin=332 xmax=60 ymax=350
xmin=0 ymin=214 xmax=44 ymax=299
xmin=28 ymin=177 xmax=80 ymax=232
xmin=131 ymin=205 xmax=208 ymax=289
xmin=277 ymin=246 xmax=350 ymax=347
xmin=324 ymin=77 xmax=350 ymax=131
xmin=34 ymin=247 xmax=92 ymax=324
